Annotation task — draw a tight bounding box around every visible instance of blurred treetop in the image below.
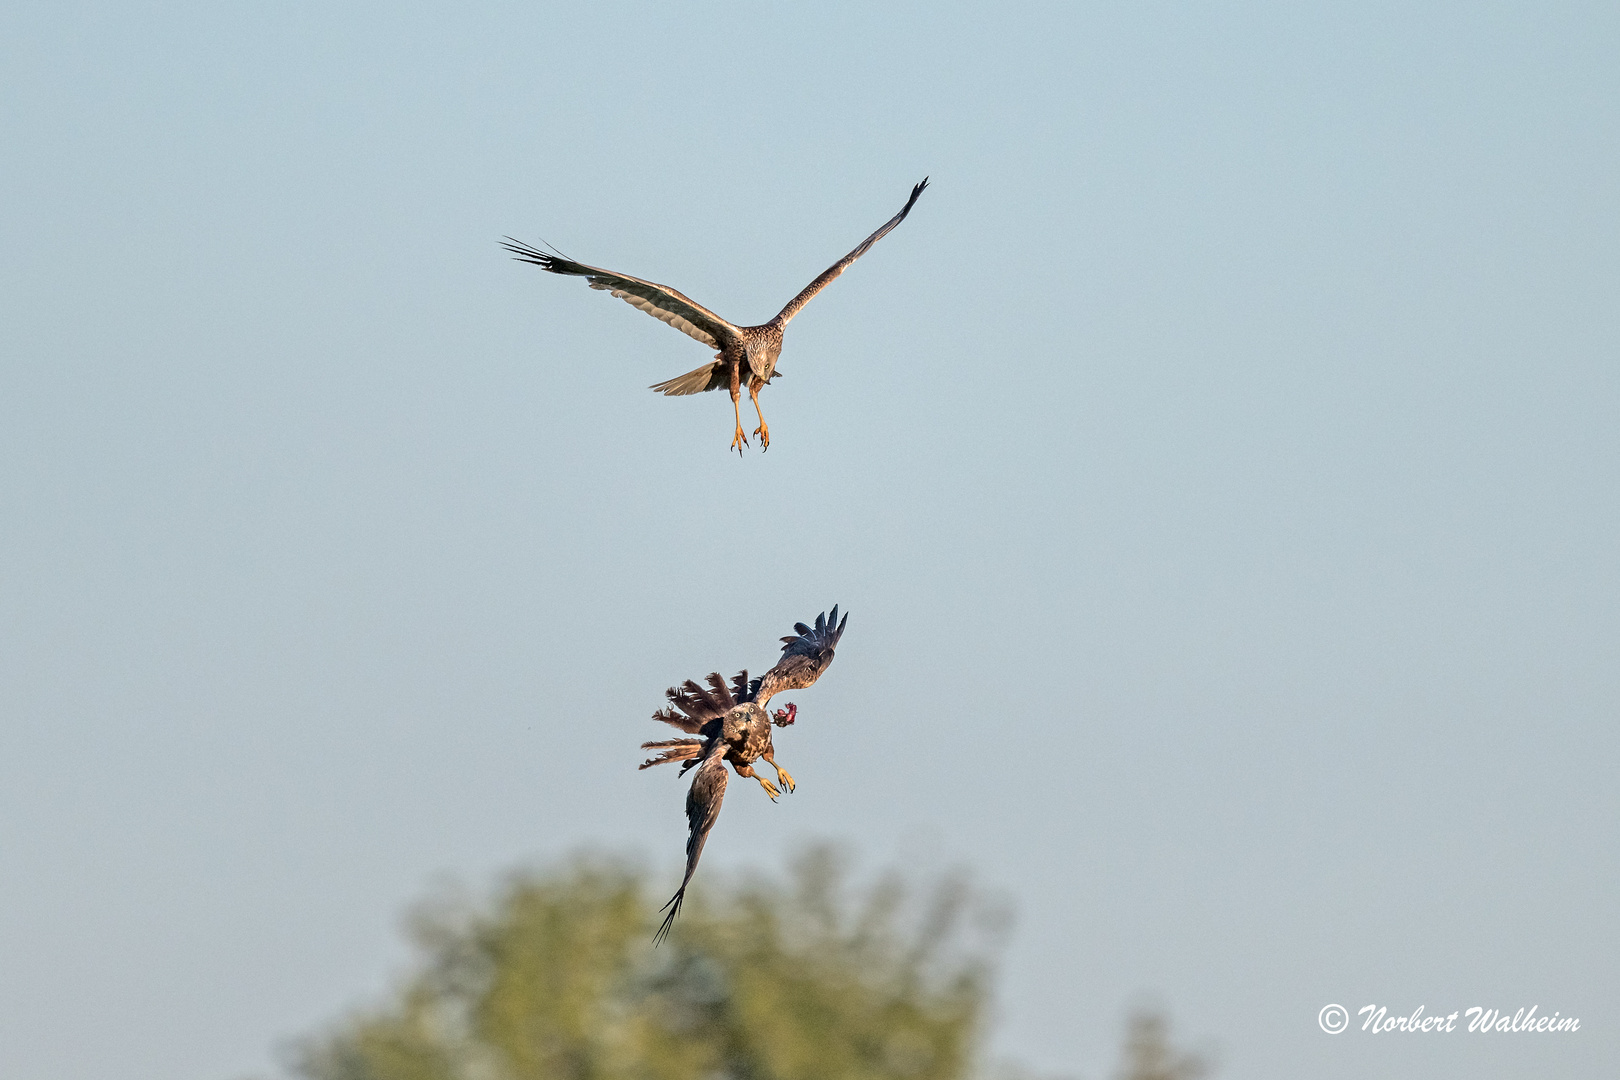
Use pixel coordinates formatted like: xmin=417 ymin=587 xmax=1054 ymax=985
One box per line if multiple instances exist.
xmin=293 ymin=846 xmax=1004 ymax=1080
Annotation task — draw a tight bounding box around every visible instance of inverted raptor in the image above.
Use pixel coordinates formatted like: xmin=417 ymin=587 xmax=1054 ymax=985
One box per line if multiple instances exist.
xmin=638 ymin=607 xmax=848 ymax=943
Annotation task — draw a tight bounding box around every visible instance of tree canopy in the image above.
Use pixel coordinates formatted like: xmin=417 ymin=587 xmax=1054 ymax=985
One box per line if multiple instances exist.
xmin=293 ymin=847 xmax=1001 ymax=1080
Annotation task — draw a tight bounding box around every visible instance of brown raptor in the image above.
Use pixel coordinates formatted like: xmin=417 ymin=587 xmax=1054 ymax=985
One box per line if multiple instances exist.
xmin=638 ymin=607 xmax=848 ymax=943
xmin=503 ymin=181 xmax=927 ymax=454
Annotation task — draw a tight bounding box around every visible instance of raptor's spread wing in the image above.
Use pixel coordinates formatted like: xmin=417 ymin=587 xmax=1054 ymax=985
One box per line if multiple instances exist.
xmin=653 ymin=737 xmax=729 ymax=946
xmin=502 ymin=239 xmax=744 ymax=351
xmin=771 ymin=179 xmax=928 ymax=327
xmin=757 ymin=606 xmax=848 ymax=703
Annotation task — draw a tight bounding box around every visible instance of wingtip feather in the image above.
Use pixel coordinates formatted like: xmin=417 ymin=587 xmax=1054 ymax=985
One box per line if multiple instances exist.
xmin=652 ymin=887 xmax=685 ymax=946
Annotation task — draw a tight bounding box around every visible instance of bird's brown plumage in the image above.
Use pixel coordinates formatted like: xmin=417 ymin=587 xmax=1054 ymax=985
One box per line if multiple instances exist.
xmin=503 ymin=180 xmax=927 ymax=453
xmin=641 ymin=609 xmax=848 ymax=944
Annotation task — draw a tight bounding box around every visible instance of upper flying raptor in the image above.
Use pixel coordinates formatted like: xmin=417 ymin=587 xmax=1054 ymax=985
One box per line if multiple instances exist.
xmin=638 ymin=607 xmax=848 ymax=943
xmin=503 ymin=180 xmax=927 ymax=454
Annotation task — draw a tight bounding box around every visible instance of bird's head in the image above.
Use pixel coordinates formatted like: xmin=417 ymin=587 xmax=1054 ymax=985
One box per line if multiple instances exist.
xmin=771 ymin=703 xmax=797 ymax=727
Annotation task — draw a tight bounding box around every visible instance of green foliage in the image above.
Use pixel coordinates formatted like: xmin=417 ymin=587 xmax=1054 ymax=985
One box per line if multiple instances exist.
xmin=292 ymin=847 xmax=1002 ymax=1080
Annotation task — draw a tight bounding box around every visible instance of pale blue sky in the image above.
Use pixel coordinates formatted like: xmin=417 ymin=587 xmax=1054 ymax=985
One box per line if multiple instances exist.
xmin=2 ymin=3 xmax=1616 ymax=1078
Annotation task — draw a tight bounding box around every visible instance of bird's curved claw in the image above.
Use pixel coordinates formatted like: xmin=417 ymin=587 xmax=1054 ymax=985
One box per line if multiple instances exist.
xmin=731 ymin=426 xmax=750 ymax=455
xmin=754 ymin=424 xmax=770 ymax=451
xmin=777 ymin=768 xmax=795 ymax=794
xmin=756 ymin=776 xmax=781 ymax=801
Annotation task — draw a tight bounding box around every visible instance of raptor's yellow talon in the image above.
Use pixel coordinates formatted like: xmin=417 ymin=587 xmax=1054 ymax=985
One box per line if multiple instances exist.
xmin=748 ymin=382 xmax=771 ymax=451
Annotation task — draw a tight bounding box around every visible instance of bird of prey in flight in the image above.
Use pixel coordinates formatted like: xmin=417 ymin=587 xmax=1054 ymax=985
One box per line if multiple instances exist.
xmin=503 ymin=180 xmax=928 ymax=454
xmin=639 ymin=607 xmax=848 ymax=944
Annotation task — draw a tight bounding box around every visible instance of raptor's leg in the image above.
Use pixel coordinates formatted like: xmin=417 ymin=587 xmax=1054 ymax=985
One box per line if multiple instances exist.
xmin=732 ymin=762 xmax=780 ymax=801
xmin=729 ymin=361 xmax=748 ymax=454
xmin=748 ymin=379 xmax=770 ymax=450
xmin=761 ymin=749 xmax=794 ymax=793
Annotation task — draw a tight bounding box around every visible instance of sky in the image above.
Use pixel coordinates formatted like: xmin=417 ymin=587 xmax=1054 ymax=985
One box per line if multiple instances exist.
xmin=2 ymin=2 xmax=1616 ymax=1078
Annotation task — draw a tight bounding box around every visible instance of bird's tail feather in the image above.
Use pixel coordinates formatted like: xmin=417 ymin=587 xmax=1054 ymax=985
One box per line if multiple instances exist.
xmin=653 ymin=672 xmax=740 ymax=732
xmin=730 ymin=669 xmax=761 ymax=703
xmin=650 ymin=359 xmax=727 ymax=396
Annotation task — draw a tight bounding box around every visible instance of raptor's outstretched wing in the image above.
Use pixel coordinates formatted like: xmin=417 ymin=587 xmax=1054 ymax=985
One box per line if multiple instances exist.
xmin=653 ymin=737 xmax=729 ymax=946
xmin=770 ymin=180 xmax=928 ymax=327
xmin=757 ymin=606 xmax=848 ymax=703
xmin=501 ymin=239 xmax=745 ymax=351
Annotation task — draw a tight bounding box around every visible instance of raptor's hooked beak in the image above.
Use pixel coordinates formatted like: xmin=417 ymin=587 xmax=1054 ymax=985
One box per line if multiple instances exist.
xmin=771 ymin=703 xmax=797 ymax=727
